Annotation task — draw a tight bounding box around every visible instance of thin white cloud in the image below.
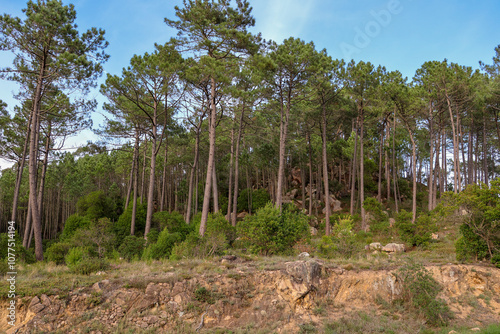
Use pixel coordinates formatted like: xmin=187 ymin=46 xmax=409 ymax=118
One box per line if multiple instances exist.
xmin=254 ymin=0 xmax=317 ymax=43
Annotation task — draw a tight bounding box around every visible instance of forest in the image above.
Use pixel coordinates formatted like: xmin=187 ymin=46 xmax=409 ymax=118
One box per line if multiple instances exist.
xmin=0 ymin=0 xmax=499 ymax=273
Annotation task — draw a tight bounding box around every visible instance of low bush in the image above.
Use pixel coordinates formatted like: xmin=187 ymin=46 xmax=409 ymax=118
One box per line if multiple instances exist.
xmin=142 ymin=229 xmax=182 ymax=260
xmin=237 ymin=203 xmax=309 ymax=255
xmin=118 ymin=235 xmax=145 ymax=261
xmin=45 ymin=241 xmax=72 ymax=265
xmin=395 ymin=210 xmax=436 ymax=247
xmin=394 ymin=261 xmax=452 ymax=326
xmin=237 ymin=188 xmax=271 ymax=213
xmin=152 ymin=211 xmax=193 ymax=239
xmin=318 ymin=214 xmax=361 ymax=258
xmin=170 ymin=213 xmax=235 ymax=259
xmin=60 ymin=214 xmax=92 ymax=240
xmin=65 ymin=246 xmax=108 ymax=275
xmin=113 ymin=201 xmax=147 ymax=245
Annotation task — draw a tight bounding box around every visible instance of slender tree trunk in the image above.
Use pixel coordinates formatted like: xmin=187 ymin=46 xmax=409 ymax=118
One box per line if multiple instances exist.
xmin=144 ymin=105 xmax=158 ymax=239
xmin=186 ymin=127 xmax=200 ymax=224
xmin=428 ymin=102 xmax=434 ymax=211
xmin=350 ymin=121 xmax=358 ymax=215
xmin=227 ymin=127 xmax=234 ymax=220
xmin=483 ymin=116 xmax=489 ymax=185
xmin=276 ymin=99 xmax=290 ymax=211
xmin=232 ymin=104 xmax=245 ymax=226
xmin=124 ymin=157 xmax=134 ymax=211
xmin=359 ymin=108 xmax=366 ymax=230
xmin=212 ymin=163 xmax=219 ymax=213
xmin=445 ymin=93 xmax=459 ymax=193
xmin=385 ymin=120 xmax=390 ymax=201
xmin=307 ymin=132 xmax=313 ymax=217
xmin=321 ymin=105 xmax=330 ymax=235
xmin=392 ymin=111 xmax=399 ymax=213
xmin=403 ymin=119 xmax=417 ymax=223
xmin=23 ymin=201 xmax=32 ymax=248
xmin=200 ymin=77 xmax=217 ymax=236
xmin=130 ymin=129 xmax=140 ymax=235
xmin=11 ymin=113 xmax=31 ymax=223
xmin=29 ymin=59 xmax=45 ymax=261
xmin=140 ymin=139 xmax=147 ymax=205
xmin=160 ymin=139 xmax=168 ymax=212
xmin=377 ymin=125 xmax=384 ymax=202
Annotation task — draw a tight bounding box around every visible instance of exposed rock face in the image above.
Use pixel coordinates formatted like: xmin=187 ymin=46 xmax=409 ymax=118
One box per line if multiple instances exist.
xmin=381 ymin=243 xmax=406 ymax=253
xmin=2 ymin=262 xmax=500 ymax=333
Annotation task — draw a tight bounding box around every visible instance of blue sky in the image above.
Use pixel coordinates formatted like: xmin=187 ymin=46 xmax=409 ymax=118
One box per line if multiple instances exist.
xmin=1 ymin=0 xmax=500 ymax=168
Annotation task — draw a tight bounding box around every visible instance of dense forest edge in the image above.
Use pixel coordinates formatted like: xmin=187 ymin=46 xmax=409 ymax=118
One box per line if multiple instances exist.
xmin=1 ymin=0 xmax=500 ymax=332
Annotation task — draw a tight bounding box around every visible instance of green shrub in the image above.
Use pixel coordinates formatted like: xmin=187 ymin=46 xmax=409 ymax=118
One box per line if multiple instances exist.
xmin=237 ymin=203 xmax=309 ymax=255
xmin=491 ymin=253 xmax=500 ymax=268
xmin=237 ymin=188 xmax=271 ymax=213
xmin=152 ymin=211 xmax=193 ymax=239
xmin=77 ymin=190 xmax=116 ymax=220
xmin=113 ymin=201 xmax=147 ymax=245
xmin=60 ymin=214 xmax=92 ymax=240
xmin=65 ymin=246 xmax=108 ymax=275
xmin=0 ymin=259 xmax=9 ymax=276
xmin=142 ymin=229 xmax=182 ymax=260
xmin=118 ymin=235 xmax=145 ymax=261
xmin=395 ymin=210 xmax=436 ymax=247
xmin=45 ymin=242 xmax=72 ymax=265
xmin=70 ymin=218 xmax=116 ymax=259
xmin=394 ymin=261 xmax=452 ymax=326
xmin=146 ymin=228 xmax=159 ymax=245
xmin=170 ymin=213 xmax=235 ymax=259
xmin=455 ymin=223 xmax=489 ymax=262
xmin=318 ymin=214 xmax=360 ymax=258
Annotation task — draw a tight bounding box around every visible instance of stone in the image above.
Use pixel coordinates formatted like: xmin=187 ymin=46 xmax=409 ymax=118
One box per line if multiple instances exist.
xmin=298 ymin=252 xmax=310 ymax=258
xmin=289 ymin=188 xmax=299 ymax=199
xmin=40 ymin=294 xmax=51 ymax=306
xmin=382 ymin=243 xmax=405 ymax=253
xmin=222 ymin=255 xmax=237 ymax=261
xmin=285 ymin=260 xmax=322 ymax=285
xmin=369 ymin=242 xmax=382 ymax=250
xmin=389 ymin=218 xmax=396 ymax=227
xmin=309 ymin=226 xmax=318 ymax=236
xmin=431 ymin=233 xmax=439 ymax=240
xmin=237 ymin=211 xmax=248 ymax=219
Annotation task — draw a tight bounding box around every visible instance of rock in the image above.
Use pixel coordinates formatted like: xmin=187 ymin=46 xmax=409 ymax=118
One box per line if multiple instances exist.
xmin=28 ymin=296 xmax=46 ymax=313
xmin=237 ymin=211 xmax=248 ymax=219
xmin=448 ymin=331 xmax=458 ymax=334
xmin=309 ymin=226 xmax=318 ymax=236
xmin=285 ymin=260 xmax=322 ymax=285
xmin=331 ymin=199 xmax=342 ymax=212
xmin=471 ymin=328 xmax=480 ymax=332
xmin=40 ymin=294 xmax=51 ymax=306
xmin=289 ymin=188 xmax=299 ymax=199
xmin=431 ymin=233 xmax=439 ymax=240
xmin=382 ymin=243 xmax=406 ymax=253
xmin=222 ymin=255 xmax=237 ymax=262
xmin=93 ymin=282 xmax=104 ymax=292
xmin=389 ymin=218 xmax=396 ymax=227
xmin=369 ymin=242 xmax=382 ymax=250
xmin=298 ymin=252 xmax=310 ymax=258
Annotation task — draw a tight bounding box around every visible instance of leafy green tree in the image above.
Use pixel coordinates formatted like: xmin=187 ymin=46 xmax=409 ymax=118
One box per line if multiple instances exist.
xmin=0 ymin=0 xmax=108 ymax=260
xmin=166 ymin=0 xmax=260 ymax=235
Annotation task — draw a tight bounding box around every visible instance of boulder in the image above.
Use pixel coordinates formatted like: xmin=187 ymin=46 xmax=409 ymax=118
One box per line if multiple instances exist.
xmin=309 ymin=226 xmax=318 ymax=236
xmin=369 ymin=242 xmax=382 ymax=251
xmin=431 ymin=233 xmax=439 ymax=240
xmin=382 ymin=243 xmax=405 ymax=253
xmin=285 ymin=260 xmax=322 ymax=285
xmin=389 ymin=218 xmax=396 ymax=227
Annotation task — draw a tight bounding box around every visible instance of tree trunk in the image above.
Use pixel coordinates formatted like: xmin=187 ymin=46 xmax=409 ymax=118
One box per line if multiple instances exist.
xmin=392 ymin=111 xmax=399 ymax=213
xmin=445 ymin=93 xmax=459 ymax=193
xmin=428 ymin=102 xmax=434 ymax=211
xmin=227 ymin=127 xmax=234 ymax=220
xmin=359 ymin=108 xmax=366 ymax=230
xmin=377 ymin=124 xmax=384 ymax=202
xmin=232 ymin=104 xmax=245 ymax=226
xmin=186 ymin=127 xmax=200 ymax=224
xmin=140 ymin=139 xmax=147 ymax=204
xmin=212 ymin=163 xmax=219 ymax=213
xmin=483 ymin=116 xmax=488 ymax=185
xmin=29 ymin=58 xmax=45 ymax=261
xmin=321 ymin=105 xmax=330 ymax=235
xmin=276 ymin=99 xmax=290 ymax=211
xmin=160 ymin=138 xmax=168 ymax=212
xmin=11 ymin=113 xmax=31 ymax=224
xmin=307 ymin=132 xmax=313 ymax=217
xmin=350 ymin=121 xmax=358 ymax=215
xmin=130 ymin=128 xmax=140 ymax=235
xmin=200 ymin=77 xmax=217 ymax=236
xmin=144 ymin=105 xmax=158 ymax=239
